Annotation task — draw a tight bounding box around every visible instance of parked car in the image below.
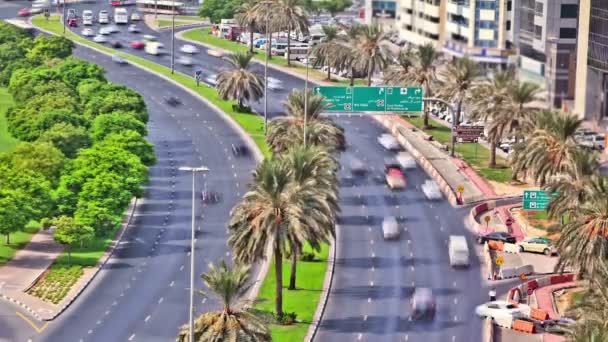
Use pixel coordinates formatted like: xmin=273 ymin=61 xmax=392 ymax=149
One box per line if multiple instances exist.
xmin=517 ymin=237 xmax=556 ymax=255
xmin=475 ymin=301 xmax=529 ymax=320
xmin=81 ymin=28 xmax=95 ymax=37
xmin=411 ymin=288 xmax=436 ymax=320
xmin=180 ymin=44 xmax=199 ymax=54
xmin=421 ymin=180 xmax=442 ymax=200
xmin=477 ymin=231 xmax=516 ymax=244
xmin=382 ymin=216 xmax=400 ymax=240
xmin=385 ymin=167 xmax=406 ymax=190
xmin=377 ymin=134 xmax=400 ymax=151
xmin=130 ymin=40 xmax=145 ymax=49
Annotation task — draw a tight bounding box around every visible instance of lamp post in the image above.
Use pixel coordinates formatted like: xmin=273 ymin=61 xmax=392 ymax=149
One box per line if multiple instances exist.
xmin=171 ymin=0 xmax=175 ymax=74
xmin=178 ymin=165 xmax=209 ymax=342
xmin=62 ymin=1 xmax=66 ymax=34
xmin=303 ymin=56 xmax=317 ymax=146
xmin=263 ymin=19 xmax=270 ymax=135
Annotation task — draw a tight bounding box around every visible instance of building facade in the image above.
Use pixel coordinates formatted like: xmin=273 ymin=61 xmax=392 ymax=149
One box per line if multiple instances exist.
xmin=365 ymin=0 xmax=398 ymax=30
xmin=575 ymin=0 xmax=608 ymax=125
xmin=395 ymin=0 xmax=445 ymax=47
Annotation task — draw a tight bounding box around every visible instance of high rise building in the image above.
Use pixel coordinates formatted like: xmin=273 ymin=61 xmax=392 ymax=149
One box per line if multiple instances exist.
xmin=512 ymin=0 xmax=578 ymax=108
xmin=395 ymin=0 xmax=445 ymax=47
xmin=574 ymin=0 xmax=608 ymax=124
xmin=365 ymin=0 xmax=398 ymax=30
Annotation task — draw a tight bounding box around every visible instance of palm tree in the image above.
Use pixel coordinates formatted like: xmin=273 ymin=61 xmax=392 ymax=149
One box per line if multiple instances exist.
xmin=553 ymin=192 xmax=608 ymax=277
xmin=217 ymin=52 xmax=264 ymax=111
xmin=436 ymin=57 xmax=481 ymax=134
xmin=176 ymin=260 xmax=271 ymax=342
xmin=469 ymin=70 xmax=514 ymax=167
xmin=354 ymin=24 xmax=390 ymax=86
xmin=383 ymin=47 xmax=415 ymax=85
xmin=259 ymin=0 xmax=309 ymax=66
xmin=311 ymin=25 xmax=346 ymax=81
xmin=397 ymin=43 xmax=440 ymax=128
xmin=236 ymin=0 xmax=260 ymax=54
xmin=280 ymin=145 xmax=338 ymax=289
xmin=510 ymin=110 xmax=582 ymax=186
xmin=228 ymin=159 xmax=326 ymax=317
xmin=267 ymin=89 xmax=345 ymax=154
xmin=545 ymin=150 xmax=601 ymax=220
xmin=340 ymin=24 xmax=364 ymax=86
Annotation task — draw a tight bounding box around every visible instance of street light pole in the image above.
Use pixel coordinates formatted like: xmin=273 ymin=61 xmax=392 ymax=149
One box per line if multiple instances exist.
xmin=303 ymin=56 xmax=316 ymax=146
xmin=263 ymin=19 xmax=269 ymax=135
xmin=178 ymin=165 xmax=209 ymax=342
xmin=171 ymin=0 xmax=175 ymax=74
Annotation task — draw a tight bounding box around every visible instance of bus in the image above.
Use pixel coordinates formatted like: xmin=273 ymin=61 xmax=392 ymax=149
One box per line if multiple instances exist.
xmin=114 ymin=8 xmax=128 ymax=24
xmin=135 ymin=0 xmax=183 ymax=15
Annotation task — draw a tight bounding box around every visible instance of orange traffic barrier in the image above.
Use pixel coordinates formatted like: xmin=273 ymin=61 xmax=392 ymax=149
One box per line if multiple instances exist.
xmin=488 ymin=240 xmax=505 ymax=251
xmin=530 ymin=308 xmax=549 ymax=321
xmin=512 ymin=319 xmax=536 ymax=334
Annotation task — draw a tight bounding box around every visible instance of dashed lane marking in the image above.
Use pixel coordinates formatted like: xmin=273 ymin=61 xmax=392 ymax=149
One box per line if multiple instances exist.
xmin=129 ymin=334 xmax=135 ymax=341
xmin=367 ymin=298 xmax=371 ymax=303
xmin=158 ymin=297 xmax=164 ymax=304
xmin=170 ymin=281 xmax=175 ymax=287
xmin=180 ymin=265 xmax=184 ymax=271
xmin=145 ymin=315 xmax=151 ymax=322
xmin=357 ymin=333 xmax=363 ymax=340
xmin=363 ymin=315 xmax=368 ymax=321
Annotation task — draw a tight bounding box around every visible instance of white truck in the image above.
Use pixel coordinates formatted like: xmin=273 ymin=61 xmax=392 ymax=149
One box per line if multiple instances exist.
xmin=448 ymin=235 xmax=469 ymax=267
xmin=82 ymin=10 xmax=93 ymax=25
xmin=114 ymin=8 xmax=128 ymax=24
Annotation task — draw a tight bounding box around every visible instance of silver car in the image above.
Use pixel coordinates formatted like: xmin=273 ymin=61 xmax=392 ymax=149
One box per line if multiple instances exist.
xmin=411 ymin=288 xmax=436 ymax=320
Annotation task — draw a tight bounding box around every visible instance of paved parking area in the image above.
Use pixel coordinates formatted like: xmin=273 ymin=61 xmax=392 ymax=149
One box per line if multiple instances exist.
xmin=494 ymin=327 xmax=542 ymax=342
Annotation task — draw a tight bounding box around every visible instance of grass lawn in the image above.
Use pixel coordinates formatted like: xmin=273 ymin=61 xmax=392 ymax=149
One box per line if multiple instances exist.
xmin=402 ymin=115 xmax=513 ymax=183
xmin=181 ymin=27 xmax=366 ymax=85
xmin=254 ymin=244 xmax=329 ymax=341
xmin=0 ymin=87 xmax=18 ymax=153
xmin=0 ymin=222 xmax=41 ymax=266
xmin=155 ymin=19 xmax=202 ymax=28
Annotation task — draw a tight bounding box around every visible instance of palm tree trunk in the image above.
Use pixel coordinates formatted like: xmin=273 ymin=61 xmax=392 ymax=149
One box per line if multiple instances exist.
xmin=286 ymin=26 xmax=291 ymax=66
xmin=451 ymin=99 xmax=463 ymax=149
xmin=274 ymin=246 xmax=284 ymax=316
xmin=489 ymin=140 xmax=497 ymax=168
xmin=326 ymin=59 xmax=331 ymax=80
xmin=350 ymin=67 xmax=355 ymax=86
xmin=288 ymin=249 xmax=297 ymax=290
xmin=423 ymin=107 xmax=430 ymax=128
xmin=238 ymin=98 xmax=243 ymax=110
xmin=249 ymin=25 xmax=254 ymax=54
xmin=367 ymin=59 xmax=375 ymax=86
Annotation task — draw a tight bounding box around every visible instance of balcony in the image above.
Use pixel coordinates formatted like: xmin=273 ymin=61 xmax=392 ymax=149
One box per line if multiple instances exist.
xmin=447 ymin=2 xmax=462 ymax=15
xmin=422 ymin=20 xmax=440 ymax=34
xmin=423 ymin=3 xmax=440 ymax=17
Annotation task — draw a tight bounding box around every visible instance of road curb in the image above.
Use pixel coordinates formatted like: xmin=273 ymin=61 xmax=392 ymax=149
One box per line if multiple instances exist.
xmin=304 ymin=227 xmax=337 ymax=342
xmin=29 ymin=16 xmax=273 ymax=308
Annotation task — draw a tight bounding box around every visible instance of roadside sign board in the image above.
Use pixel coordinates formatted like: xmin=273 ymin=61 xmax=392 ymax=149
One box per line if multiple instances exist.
xmin=495 ymin=256 xmax=504 ymax=266
xmin=455 ymin=126 xmax=484 ymax=142
xmin=457 ymin=185 xmax=464 ymax=193
xmin=523 ymin=190 xmax=556 ymax=210
xmin=314 ymin=86 xmax=423 ymax=113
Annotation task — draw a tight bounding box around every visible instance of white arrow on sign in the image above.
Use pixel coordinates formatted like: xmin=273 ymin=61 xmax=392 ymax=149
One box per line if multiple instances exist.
xmin=414 ymin=88 xmax=421 ymax=95
xmin=379 ymin=88 xmax=384 ymax=94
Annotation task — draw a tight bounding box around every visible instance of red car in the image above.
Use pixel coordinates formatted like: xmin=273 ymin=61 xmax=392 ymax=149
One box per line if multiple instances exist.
xmin=385 ymin=167 xmax=406 ymax=190
xmin=67 ymin=18 xmax=78 ymax=27
xmin=18 ymin=8 xmax=31 ymax=17
xmin=130 ymin=41 xmax=145 ymax=49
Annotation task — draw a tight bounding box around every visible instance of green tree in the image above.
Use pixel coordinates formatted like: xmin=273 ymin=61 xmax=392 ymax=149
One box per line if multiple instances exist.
xmin=8 ymin=66 xmax=63 ymax=103
xmin=54 ymin=57 xmax=105 ymax=88
xmin=38 ymin=123 xmax=91 ymax=158
xmin=267 ymin=89 xmax=345 ymax=154
xmin=228 ymin=159 xmax=307 ymax=316
xmin=26 ymin=35 xmax=74 ymax=63
xmin=469 ymin=70 xmax=514 ymax=167
xmin=0 ymin=165 xmax=52 ymax=223
xmin=176 ymin=260 xmax=271 ymax=342
xmin=83 ymin=89 xmax=147 ymax=123
xmin=78 ymin=172 xmax=133 ymax=219
xmin=311 ymin=25 xmax=348 ymax=81
xmin=354 ymin=24 xmax=390 ymax=86
xmin=235 ymin=0 xmax=260 ymax=54
xmin=318 ymin=0 xmax=352 ymax=17
xmin=198 ymin=0 xmax=243 ymax=23
xmin=52 ymin=216 xmax=94 ymax=264
xmin=74 ymin=202 xmax=123 ymax=237
xmin=265 ymin=0 xmax=309 ymax=66
xmin=402 ymin=43 xmax=440 ymax=128
xmin=511 ymin=110 xmax=583 ymax=186
xmin=8 ymin=141 xmax=65 ymax=184
xmin=383 ymin=48 xmax=415 ymax=86
xmin=217 ymin=52 xmax=264 ymax=111
xmin=0 ymin=191 xmax=29 ymax=244
xmin=90 ymin=112 xmax=148 ymax=142
xmin=99 ymin=131 xmax=156 ymax=166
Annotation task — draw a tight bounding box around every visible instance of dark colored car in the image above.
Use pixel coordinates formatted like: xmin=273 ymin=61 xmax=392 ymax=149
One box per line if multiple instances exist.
xmin=111 ymin=41 xmax=122 ymax=48
xmin=411 ymin=288 xmax=436 ymax=320
xmin=231 ymin=144 xmax=249 ymax=157
xmin=477 ymin=231 xmax=516 ymax=244
xmin=164 ymin=96 xmax=181 ymax=106
xmin=67 ymin=18 xmax=78 ymax=27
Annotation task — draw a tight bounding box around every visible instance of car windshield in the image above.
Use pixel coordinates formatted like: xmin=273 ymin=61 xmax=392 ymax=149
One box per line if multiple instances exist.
xmin=505 ymin=304 xmax=516 ymax=309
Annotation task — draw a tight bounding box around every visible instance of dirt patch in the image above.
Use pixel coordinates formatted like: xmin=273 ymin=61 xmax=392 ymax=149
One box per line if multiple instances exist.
xmin=554 ymin=287 xmax=585 ymax=316
xmin=489 ymin=180 xmax=534 ymax=196
xmin=511 ymin=208 xmax=561 ymax=239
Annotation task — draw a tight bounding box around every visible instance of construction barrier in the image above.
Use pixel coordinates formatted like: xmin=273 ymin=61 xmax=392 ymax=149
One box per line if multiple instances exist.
xmin=512 ymin=319 xmax=536 ymax=333
xmin=550 ymin=274 xmax=574 ymax=284
xmin=503 ymin=243 xmax=520 ymax=254
xmin=516 ymin=264 xmax=534 ymax=276
xmin=499 ymin=267 xmax=518 ymax=279
xmin=530 ymin=308 xmax=549 ymax=321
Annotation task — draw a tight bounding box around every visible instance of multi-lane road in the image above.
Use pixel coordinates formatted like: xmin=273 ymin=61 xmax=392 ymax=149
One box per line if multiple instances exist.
xmin=0 ymin=2 xmax=489 ymax=341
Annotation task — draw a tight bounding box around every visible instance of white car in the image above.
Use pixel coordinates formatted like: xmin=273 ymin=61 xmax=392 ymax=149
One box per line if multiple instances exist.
xmin=93 ymin=35 xmax=109 ymax=43
xmin=107 ymin=24 xmax=120 ymax=33
xmin=180 ymin=44 xmax=199 ymax=54
xmin=177 ymin=56 xmax=194 ymax=66
xmin=267 ymin=77 xmax=283 ymax=90
xmin=128 ymin=24 xmax=140 ymax=33
xmin=475 ymin=301 xmax=530 ymax=320
xmin=205 ymin=74 xmax=217 ymax=86
xmin=207 ymin=49 xmax=223 ymax=58
xmin=143 ymin=34 xmax=157 ymax=41
xmin=377 ymin=134 xmax=400 ymax=151
xmin=81 ymin=28 xmax=95 ymax=37
xmin=421 ymin=180 xmax=442 ymax=200
xmin=99 ymin=27 xmax=111 ymax=35
xmin=130 ymin=12 xmax=141 ymax=21
xmin=98 ymin=10 xmax=109 ymax=24
xmin=396 ymin=152 xmax=416 ymax=169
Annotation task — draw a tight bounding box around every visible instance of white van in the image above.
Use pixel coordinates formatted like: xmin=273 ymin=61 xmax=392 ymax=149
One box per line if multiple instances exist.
xmin=448 ymin=235 xmax=469 ymax=267
xmin=382 ymin=217 xmax=400 ymax=240
xmin=82 ymin=10 xmax=93 ymax=26
xmin=98 ymin=10 xmax=109 ymax=24
xmin=114 ymin=8 xmax=128 ymax=24
xmin=145 ymin=42 xmax=163 ymax=55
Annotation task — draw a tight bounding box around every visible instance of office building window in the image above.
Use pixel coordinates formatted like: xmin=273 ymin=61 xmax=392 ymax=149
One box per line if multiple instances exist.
xmin=534 ymin=25 xmax=542 ymax=40
xmin=507 ymin=0 xmax=512 ymax=11
xmin=506 ymin=20 xmax=511 ymax=31
xmin=560 ymin=4 xmax=578 ymax=18
xmin=559 ymin=28 xmax=577 ymax=39
xmin=534 ymin=1 xmax=543 ymax=15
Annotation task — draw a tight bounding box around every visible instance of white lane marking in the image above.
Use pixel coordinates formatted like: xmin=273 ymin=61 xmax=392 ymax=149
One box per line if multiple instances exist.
xmin=371 ymin=252 xmax=375 ymax=258
xmin=112 ymin=301 xmax=117 ymax=306
xmin=410 ymin=266 xmax=415 ymax=272
xmin=407 ymin=240 xmax=411 ymax=244
xmin=452 ymin=336 xmax=456 ymax=342
xmin=371 ymin=266 xmax=375 ymax=272
xmin=405 ymin=335 xmax=409 ymax=341
xmin=170 ymin=281 xmax=175 ymax=287
xmin=129 ymin=334 xmax=135 ymax=341
xmin=363 ymin=315 xmax=368 ymax=321
xmin=368 ymin=227 xmax=372 ymax=232
xmin=370 ymin=240 xmax=374 ymax=245
xmin=88 ymin=330 xmax=93 ymax=335
xmin=187 ymin=252 xmax=191 ymax=256
xmin=453 ymin=315 xmax=457 ymax=322
xmin=370 ymin=281 xmax=374 ymax=287
xmin=454 ymin=298 xmax=458 ymax=305
xmin=96 ymin=320 xmax=102 ymax=325
xmin=367 ymin=298 xmax=371 ymax=303
xmin=105 ymin=310 xmax=110 ymax=316
xmin=453 ymin=281 xmax=457 ymax=288
xmin=202 ymin=298 xmax=207 ymax=304
xmin=145 ymin=315 xmax=151 ymax=322
xmin=408 ymin=316 xmax=412 ymax=321
xmin=158 ymin=297 xmax=164 ymax=304
xmin=411 ymin=281 xmax=415 ymax=287
xmin=409 ymin=252 xmax=413 ymax=258
xmin=180 ymin=265 xmax=184 ymax=271
xmin=357 ymin=333 xmax=363 ymax=340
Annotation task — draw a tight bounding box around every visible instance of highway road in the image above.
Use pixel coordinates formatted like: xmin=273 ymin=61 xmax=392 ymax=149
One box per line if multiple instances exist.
xmin=1 ymin=4 xmax=487 ymax=341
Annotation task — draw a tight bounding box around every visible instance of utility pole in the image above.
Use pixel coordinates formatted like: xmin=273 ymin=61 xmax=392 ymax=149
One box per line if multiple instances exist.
xmin=171 ymin=0 xmax=175 ymax=74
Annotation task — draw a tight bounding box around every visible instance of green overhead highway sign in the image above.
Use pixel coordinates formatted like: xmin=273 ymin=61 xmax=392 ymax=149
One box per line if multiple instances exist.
xmin=314 ymin=86 xmax=423 ymax=113
xmin=523 ymin=190 xmax=556 ymax=210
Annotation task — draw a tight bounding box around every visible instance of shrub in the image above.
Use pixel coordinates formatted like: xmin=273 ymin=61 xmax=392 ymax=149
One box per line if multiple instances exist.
xmin=276 ymin=312 xmax=297 ymax=325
